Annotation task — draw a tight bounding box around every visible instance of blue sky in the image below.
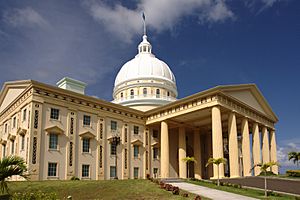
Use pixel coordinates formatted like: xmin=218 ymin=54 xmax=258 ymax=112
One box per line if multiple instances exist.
xmin=0 ymin=0 xmax=299 ymax=172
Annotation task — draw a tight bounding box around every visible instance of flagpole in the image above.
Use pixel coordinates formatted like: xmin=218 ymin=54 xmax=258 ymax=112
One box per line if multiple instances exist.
xmin=142 ymin=12 xmax=146 ymax=35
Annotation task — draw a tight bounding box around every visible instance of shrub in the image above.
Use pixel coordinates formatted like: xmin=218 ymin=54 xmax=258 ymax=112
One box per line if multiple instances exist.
xmin=194 ymin=195 xmax=202 ymax=200
xmin=70 ymin=176 xmax=80 ymax=180
xmin=172 ymin=187 xmax=179 ymax=195
xmin=12 ymin=191 xmax=57 ymax=200
xmin=259 ymin=171 xmax=276 ymax=176
xmin=286 ymin=170 xmax=300 ymax=177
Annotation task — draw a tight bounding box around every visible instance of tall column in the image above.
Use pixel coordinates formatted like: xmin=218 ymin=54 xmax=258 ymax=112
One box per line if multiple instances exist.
xmin=228 ymin=112 xmax=239 ymax=178
xmin=211 ymin=106 xmax=224 ymax=178
xmin=194 ymin=129 xmax=202 ymax=179
xmin=270 ymin=130 xmax=278 ymax=174
xmin=178 ymin=127 xmax=186 ymax=178
xmin=252 ymin=122 xmax=261 ymax=176
xmin=241 ymin=118 xmax=251 ymax=176
xmin=262 ymin=127 xmax=270 ymax=164
xmin=161 ymin=121 xmax=169 ymax=178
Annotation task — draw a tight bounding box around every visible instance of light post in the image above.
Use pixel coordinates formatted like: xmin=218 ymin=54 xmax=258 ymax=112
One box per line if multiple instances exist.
xmin=112 ymin=135 xmax=121 ymax=179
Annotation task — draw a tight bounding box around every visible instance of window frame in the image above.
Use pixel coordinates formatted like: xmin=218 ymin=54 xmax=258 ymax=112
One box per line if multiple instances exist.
xmin=111 ymin=143 xmax=116 ymax=156
xmin=82 ymin=164 xmax=90 ymax=178
xmin=133 ymin=126 xmax=139 ymax=135
xmin=21 ymin=135 xmax=25 ymax=150
xmin=49 ymin=133 xmax=58 ymax=150
xmin=12 ymin=117 xmax=16 ymax=128
xmin=111 ymin=120 xmax=117 ymax=131
xmin=23 ymin=109 xmax=27 ymax=121
xmin=153 ymin=147 xmax=159 ymax=160
xmin=133 ymin=145 xmax=139 ymax=158
xmin=50 ymin=108 xmax=60 ymax=120
xmin=110 ymin=166 xmax=116 ymax=178
xmin=83 ymin=115 xmax=91 ymax=126
xmin=134 ymin=167 xmax=139 ymax=179
xmin=48 ymin=162 xmax=58 ymax=177
xmin=82 ymin=138 xmax=90 ymax=153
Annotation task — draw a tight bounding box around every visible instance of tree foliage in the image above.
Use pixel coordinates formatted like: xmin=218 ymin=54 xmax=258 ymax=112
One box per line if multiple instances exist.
xmin=205 ymin=157 xmax=226 ymax=186
xmin=288 ymin=152 xmax=300 ymax=167
xmin=0 ymin=156 xmax=27 ymax=194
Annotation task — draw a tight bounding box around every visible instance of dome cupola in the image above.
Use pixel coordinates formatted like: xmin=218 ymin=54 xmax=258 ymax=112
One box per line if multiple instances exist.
xmin=112 ymin=18 xmax=177 ymax=111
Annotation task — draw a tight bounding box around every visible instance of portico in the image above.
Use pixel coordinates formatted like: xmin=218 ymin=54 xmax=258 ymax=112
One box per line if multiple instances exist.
xmin=146 ymin=84 xmax=278 ymax=179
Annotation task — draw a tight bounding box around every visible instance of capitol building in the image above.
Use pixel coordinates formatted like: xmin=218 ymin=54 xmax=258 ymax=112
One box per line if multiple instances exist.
xmin=0 ymin=32 xmax=278 ymax=180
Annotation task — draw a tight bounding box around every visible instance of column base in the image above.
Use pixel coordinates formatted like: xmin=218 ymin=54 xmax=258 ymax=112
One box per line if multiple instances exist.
xmin=194 ymin=175 xmax=202 ymax=180
xmin=229 ymin=175 xmax=240 ymax=178
xmin=210 ymin=176 xmax=225 ymax=180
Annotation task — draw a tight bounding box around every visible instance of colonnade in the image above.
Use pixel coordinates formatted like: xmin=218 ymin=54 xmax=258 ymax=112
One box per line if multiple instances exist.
xmin=160 ymin=106 xmax=278 ymax=179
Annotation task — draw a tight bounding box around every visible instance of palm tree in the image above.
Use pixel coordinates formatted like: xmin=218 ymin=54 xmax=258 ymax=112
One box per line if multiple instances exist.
xmin=205 ymin=157 xmax=226 ymax=186
xmin=250 ymin=161 xmax=279 ymax=197
xmin=0 ymin=156 xmax=27 ymax=194
xmin=288 ymin=152 xmax=300 ymax=167
xmin=182 ymin=156 xmax=196 ymax=179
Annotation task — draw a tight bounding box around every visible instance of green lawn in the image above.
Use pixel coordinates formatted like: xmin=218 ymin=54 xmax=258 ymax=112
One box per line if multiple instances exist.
xmin=8 ymin=179 xmax=206 ymax=200
xmin=187 ymin=179 xmax=299 ymax=200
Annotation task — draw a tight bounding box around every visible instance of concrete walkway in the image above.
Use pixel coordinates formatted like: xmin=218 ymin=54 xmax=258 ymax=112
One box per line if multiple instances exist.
xmin=164 ymin=181 xmax=258 ymax=200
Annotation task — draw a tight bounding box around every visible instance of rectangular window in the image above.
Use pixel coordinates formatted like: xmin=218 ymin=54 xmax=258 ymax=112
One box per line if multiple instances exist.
xmin=134 ymin=167 xmax=139 ymax=179
xmin=11 ymin=140 xmax=14 ymax=154
xmin=153 ymin=130 xmax=158 ymax=138
xmin=82 ymin=164 xmax=90 ymax=178
xmin=49 ymin=133 xmax=58 ymax=149
xmin=48 ymin=163 xmax=57 ymax=177
xmin=34 ymin=110 xmax=39 ymax=129
xmin=2 ymin=144 xmax=6 ymax=157
xmin=50 ymin=108 xmax=59 ymax=120
xmin=111 ymin=121 xmax=117 ymax=131
xmin=111 ymin=143 xmax=116 ymax=155
xmin=134 ymin=145 xmax=139 ymax=158
xmin=21 ymin=135 xmax=25 ymax=150
xmin=83 ymin=115 xmax=91 ymax=126
xmin=13 ymin=117 xmax=16 ymax=128
xmin=69 ymin=142 xmax=73 ymax=167
xmin=153 ymin=147 xmax=159 ymax=159
xmin=4 ymin=124 xmax=7 ymax=133
xmin=23 ymin=109 xmax=27 ymax=121
xmin=110 ymin=166 xmax=116 ymax=178
xmin=82 ymin=138 xmax=90 ymax=153
xmin=133 ymin=126 xmax=139 ymax=135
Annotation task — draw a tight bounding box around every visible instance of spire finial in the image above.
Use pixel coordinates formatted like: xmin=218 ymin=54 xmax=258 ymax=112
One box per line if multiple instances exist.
xmin=142 ymin=12 xmax=146 ymax=36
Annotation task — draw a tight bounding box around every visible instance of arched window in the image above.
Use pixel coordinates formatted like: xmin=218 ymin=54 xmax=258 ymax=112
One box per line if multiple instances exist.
xmin=167 ymin=91 xmax=170 ymax=97
xmin=156 ymin=89 xmax=160 ymax=98
xmin=120 ymin=92 xmax=123 ymax=98
xmin=130 ymin=89 xmax=134 ymax=99
xmin=143 ymin=88 xmax=147 ymax=97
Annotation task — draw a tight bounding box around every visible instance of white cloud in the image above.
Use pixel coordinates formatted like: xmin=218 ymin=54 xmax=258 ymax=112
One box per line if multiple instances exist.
xmin=83 ymin=0 xmax=234 ymax=43
xmin=277 ymin=139 xmax=300 ymax=168
xmin=3 ymin=7 xmax=49 ymax=28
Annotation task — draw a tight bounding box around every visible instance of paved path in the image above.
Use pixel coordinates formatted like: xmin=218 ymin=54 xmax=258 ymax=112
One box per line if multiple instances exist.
xmin=164 ymin=181 xmax=258 ymax=200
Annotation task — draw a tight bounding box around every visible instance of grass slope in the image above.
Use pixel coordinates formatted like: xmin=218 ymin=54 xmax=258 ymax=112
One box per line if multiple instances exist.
xmin=9 ymin=179 xmax=203 ymax=200
xmin=187 ymin=179 xmax=299 ymax=200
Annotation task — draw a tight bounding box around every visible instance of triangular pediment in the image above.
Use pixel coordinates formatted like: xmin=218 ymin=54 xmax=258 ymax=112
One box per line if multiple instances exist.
xmin=79 ymin=131 xmax=96 ymax=138
xmin=45 ymin=125 xmax=64 ymax=134
xmin=0 ymin=80 xmax=32 ymax=113
xmin=17 ymin=127 xmax=27 ymax=135
xmin=131 ymin=139 xmax=143 ymax=146
xmin=219 ymin=84 xmax=278 ymax=122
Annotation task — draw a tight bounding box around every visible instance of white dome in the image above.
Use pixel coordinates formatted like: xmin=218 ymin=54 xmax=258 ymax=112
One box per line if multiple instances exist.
xmin=114 ymin=54 xmax=176 ymax=87
xmin=114 ymin=35 xmax=176 ymax=87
